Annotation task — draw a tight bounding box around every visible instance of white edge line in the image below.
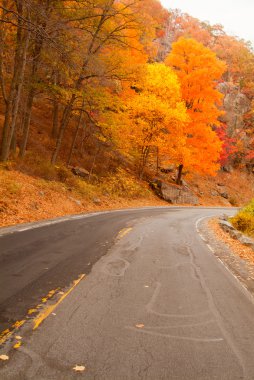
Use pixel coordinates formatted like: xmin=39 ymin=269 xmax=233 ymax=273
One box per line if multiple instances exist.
xmin=196 ymin=215 xmax=254 ymax=304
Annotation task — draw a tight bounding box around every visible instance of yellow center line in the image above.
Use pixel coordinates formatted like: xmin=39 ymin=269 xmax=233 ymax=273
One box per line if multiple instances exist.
xmin=33 ymin=274 xmax=85 ymax=330
xmin=117 ymin=227 xmax=133 ymax=239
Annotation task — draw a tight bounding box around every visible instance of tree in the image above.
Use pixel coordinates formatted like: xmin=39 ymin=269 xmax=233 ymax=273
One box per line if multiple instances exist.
xmin=165 ymin=37 xmax=226 ymax=183
xmin=119 ymin=63 xmax=187 ymax=178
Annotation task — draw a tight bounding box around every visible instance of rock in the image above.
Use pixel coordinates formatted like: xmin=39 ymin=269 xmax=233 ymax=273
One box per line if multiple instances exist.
xmin=69 ymin=197 xmax=82 ymax=206
xmin=219 ymin=220 xmax=234 ymax=234
xmin=238 ymin=236 xmax=254 ymax=249
xmin=93 ymin=197 xmax=101 ymax=205
xmin=39 ymin=191 xmax=45 ymax=196
xmin=149 ymin=179 xmax=162 ymax=197
xmin=219 ymin=220 xmax=254 ymax=248
xmin=219 ymin=220 xmax=241 ymax=239
xmin=151 ymin=181 xmax=199 ymax=205
xmin=222 ymin=165 xmax=233 ymax=173
xmin=220 ymin=192 xmax=229 ymax=199
xmin=71 ymin=166 xmax=90 ymax=178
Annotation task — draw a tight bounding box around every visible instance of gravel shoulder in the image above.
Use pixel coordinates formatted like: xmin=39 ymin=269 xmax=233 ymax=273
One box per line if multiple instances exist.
xmin=199 ymin=218 xmax=254 ymax=298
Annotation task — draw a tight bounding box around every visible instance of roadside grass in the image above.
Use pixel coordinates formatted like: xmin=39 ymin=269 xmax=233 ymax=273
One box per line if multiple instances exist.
xmin=230 ymin=198 xmax=254 ymax=238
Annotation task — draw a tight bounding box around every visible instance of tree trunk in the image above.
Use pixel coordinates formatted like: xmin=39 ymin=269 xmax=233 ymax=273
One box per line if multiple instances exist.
xmin=51 ymin=70 xmax=60 ymax=138
xmin=176 ymin=164 xmax=183 ymax=185
xmin=10 ymin=130 xmax=17 ymax=154
xmin=0 ymin=0 xmax=8 ymax=104
xmin=19 ymin=33 xmax=45 ymax=158
xmin=51 ymin=100 xmax=59 ymax=138
xmin=156 ymin=146 xmax=159 ymax=175
xmin=51 ymin=94 xmax=76 ymax=165
xmin=50 ymin=74 xmax=84 ymax=164
xmin=67 ymin=105 xmax=84 ymax=166
xmin=19 ymin=0 xmax=52 ymax=157
xmin=0 ymin=1 xmax=29 ymax=161
xmin=88 ymin=146 xmax=100 ymax=182
xmin=139 ymin=146 xmax=149 ymax=180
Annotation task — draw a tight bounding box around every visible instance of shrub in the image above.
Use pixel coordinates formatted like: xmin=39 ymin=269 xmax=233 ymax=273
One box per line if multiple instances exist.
xmin=75 ymin=179 xmax=98 ymax=199
xmin=102 ymin=168 xmax=151 ymax=198
xmin=57 ymin=166 xmax=73 ymax=183
xmin=230 ymin=198 xmax=254 ymax=237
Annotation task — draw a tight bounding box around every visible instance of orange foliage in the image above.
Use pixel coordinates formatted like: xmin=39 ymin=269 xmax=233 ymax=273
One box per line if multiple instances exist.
xmin=165 ymin=38 xmax=226 ymax=177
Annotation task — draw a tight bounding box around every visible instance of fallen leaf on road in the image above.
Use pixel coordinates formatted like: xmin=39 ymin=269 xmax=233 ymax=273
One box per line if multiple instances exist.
xmin=73 ymin=365 xmax=86 ymax=372
xmin=28 ymin=309 xmax=37 ymax=314
xmin=52 ymin=313 xmax=56 ymax=316
xmin=135 ymin=324 xmax=144 ymax=328
xmin=0 ymin=355 xmax=9 ymax=361
xmin=144 ymin=285 xmax=149 ymax=288
xmin=13 ymin=341 xmax=21 ymax=349
xmin=15 ymin=336 xmax=22 ymax=340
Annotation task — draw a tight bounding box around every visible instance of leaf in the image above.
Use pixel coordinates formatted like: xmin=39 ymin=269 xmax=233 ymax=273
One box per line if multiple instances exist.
xmin=135 ymin=324 xmax=144 ymax=328
xmin=0 ymin=354 xmax=9 ymax=361
xmin=13 ymin=341 xmax=21 ymax=349
xmin=15 ymin=336 xmax=22 ymax=340
xmin=73 ymin=365 xmax=86 ymax=372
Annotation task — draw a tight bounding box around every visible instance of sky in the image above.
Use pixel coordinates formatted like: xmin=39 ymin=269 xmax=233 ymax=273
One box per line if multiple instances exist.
xmin=160 ymin=0 xmax=254 ymax=46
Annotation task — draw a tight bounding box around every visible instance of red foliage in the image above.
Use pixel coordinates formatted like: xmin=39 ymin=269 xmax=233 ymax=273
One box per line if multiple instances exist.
xmin=216 ymin=124 xmax=237 ymax=165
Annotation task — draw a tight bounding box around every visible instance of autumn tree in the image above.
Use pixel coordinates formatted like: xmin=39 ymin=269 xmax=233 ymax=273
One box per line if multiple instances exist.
xmin=117 ymin=63 xmax=187 ymax=178
xmin=165 ymin=37 xmax=226 ymax=183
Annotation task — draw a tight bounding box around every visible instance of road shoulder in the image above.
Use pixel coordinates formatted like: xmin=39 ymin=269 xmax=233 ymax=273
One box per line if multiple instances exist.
xmin=199 ymin=218 xmax=254 ymax=298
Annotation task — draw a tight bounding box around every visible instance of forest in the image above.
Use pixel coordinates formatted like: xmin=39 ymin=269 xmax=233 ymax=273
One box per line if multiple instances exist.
xmin=0 ymin=0 xmax=254 ymax=209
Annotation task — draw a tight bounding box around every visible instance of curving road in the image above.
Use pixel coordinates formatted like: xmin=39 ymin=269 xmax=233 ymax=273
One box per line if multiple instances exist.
xmin=1 ymin=207 xmax=254 ymax=379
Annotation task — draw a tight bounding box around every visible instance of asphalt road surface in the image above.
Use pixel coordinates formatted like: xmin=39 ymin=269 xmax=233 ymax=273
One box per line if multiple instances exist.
xmin=1 ymin=207 xmax=254 ymax=380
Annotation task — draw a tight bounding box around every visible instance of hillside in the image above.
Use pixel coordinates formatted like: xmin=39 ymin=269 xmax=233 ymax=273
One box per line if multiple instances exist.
xmin=0 ymin=0 xmax=253 ymax=227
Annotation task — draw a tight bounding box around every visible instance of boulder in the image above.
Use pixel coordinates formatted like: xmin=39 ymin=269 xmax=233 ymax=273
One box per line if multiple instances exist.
xmin=238 ymin=236 xmax=254 ymax=249
xmin=150 ymin=181 xmax=199 ymax=205
xmin=71 ymin=166 xmax=90 ymax=178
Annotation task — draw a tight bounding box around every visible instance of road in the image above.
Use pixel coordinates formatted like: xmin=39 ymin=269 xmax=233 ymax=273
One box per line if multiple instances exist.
xmin=1 ymin=207 xmax=254 ymax=379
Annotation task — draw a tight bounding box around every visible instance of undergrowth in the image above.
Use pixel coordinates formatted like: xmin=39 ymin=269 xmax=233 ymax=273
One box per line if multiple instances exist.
xmin=2 ymin=157 xmax=152 ymax=201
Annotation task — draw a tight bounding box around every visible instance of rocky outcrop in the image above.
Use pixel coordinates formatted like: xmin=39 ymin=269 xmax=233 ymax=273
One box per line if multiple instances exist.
xmin=218 ymin=82 xmax=251 ymax=135
xmin=150 ymin=179 xmax=199 ymax=205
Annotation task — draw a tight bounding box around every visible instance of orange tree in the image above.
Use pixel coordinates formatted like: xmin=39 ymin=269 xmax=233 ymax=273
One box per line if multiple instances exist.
xmin=165 ymin=37 xmax=226 ymax=183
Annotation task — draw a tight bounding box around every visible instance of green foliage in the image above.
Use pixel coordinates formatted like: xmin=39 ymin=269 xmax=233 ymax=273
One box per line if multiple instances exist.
xmin=231 ymin=198 xmax=254 ymax=237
